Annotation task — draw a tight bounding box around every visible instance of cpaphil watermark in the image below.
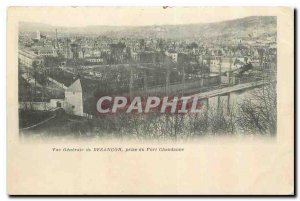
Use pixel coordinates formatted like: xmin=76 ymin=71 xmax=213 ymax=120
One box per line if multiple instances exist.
xmin=96 ymin=96 xmax=203 ymax=115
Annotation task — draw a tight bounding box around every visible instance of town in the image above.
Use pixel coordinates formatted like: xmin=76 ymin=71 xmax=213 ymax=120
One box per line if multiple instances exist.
xmin=18 ymin=16 xmax=277 ymax=138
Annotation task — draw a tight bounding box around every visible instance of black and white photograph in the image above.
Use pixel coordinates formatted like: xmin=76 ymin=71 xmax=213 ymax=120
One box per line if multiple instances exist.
xmin=18 ymin=14 xmax=277 ymax=140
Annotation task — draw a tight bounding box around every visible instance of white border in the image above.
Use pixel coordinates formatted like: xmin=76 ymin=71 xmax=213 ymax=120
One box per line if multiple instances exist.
xmin=2 ymin=0 xmax=298 ymax=200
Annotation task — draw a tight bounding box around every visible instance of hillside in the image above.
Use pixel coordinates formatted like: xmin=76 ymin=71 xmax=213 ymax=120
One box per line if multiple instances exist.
xmin=19 ymin=16 xmax=276 ymax=39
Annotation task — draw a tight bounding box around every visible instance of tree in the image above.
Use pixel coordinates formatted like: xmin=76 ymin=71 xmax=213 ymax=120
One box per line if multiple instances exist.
xmin=187 ymin=42 xmax=198 ymax=49
xmin=157 ymin=39 xmax=165 ymax=52
xmin=32 ymin=60 xmax=41 ymax=100
xmin=236 ymin=82 xmax=277 ymax=135
xmin=124 ymin=47 xmax=132 ymax=63
xmin=110 ymin=42 xmax=126 ymax=64
xmin=139 ymin=39 xmax=145 ymax=50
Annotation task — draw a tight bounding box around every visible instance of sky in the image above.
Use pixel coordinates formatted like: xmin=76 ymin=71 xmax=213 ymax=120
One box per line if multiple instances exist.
xmin=12 ymin=7 xmax=276 ymax=27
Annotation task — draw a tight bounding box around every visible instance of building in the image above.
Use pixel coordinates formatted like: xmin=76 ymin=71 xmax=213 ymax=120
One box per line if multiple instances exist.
xmin=64 ymin=79 xmax=99 ymax=118
xmin=131 ymin=51 xmax=139 ymax=61
xmin=36 ymin=30 xmax=41 ymax=40
xmin=33 ymin=47 xmax=58 ymax=57
xmin=205 ymin=56 xmax=246 ymax=73
xmin=18 ymin=49 xmax=43 ymax=68
xmin=85 ymin=57 xmax=104 ymax=63
xmin=166 ymin=51 xmax=178 ymax=63
xmin=64 ymin=79 xmax=84 ymax=116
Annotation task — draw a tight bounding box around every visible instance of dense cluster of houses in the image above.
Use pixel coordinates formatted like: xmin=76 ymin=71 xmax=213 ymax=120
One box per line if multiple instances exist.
xmin=18 ymin=28 xmax=276 ymax=117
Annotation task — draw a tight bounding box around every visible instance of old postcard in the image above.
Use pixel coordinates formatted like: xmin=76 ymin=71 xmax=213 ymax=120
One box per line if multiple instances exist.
xmin=7 ymin=7 xmax=294 ymax=195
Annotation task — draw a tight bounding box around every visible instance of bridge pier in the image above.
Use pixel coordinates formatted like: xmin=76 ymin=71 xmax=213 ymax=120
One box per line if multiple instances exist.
xmin=215 ymin=92 xmax=235 ymax=115
xmin=204 ymin=98 xmax=209 ymax=130
xmin=217 ymin=95 xmax=221 ymax=115
xmin=225 ymin=92 xmax=237 ymax=114
xmin=227 ymin=92 xmax=231 ymax=113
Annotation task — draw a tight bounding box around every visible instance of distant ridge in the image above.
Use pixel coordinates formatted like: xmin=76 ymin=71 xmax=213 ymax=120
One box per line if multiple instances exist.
xmin=19 ymin=16 xmax=276 ymax=39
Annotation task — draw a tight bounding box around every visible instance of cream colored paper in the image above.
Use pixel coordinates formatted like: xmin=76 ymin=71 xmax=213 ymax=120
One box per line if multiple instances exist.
xmin=7 ymin=7 xmax=294 ymax=195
